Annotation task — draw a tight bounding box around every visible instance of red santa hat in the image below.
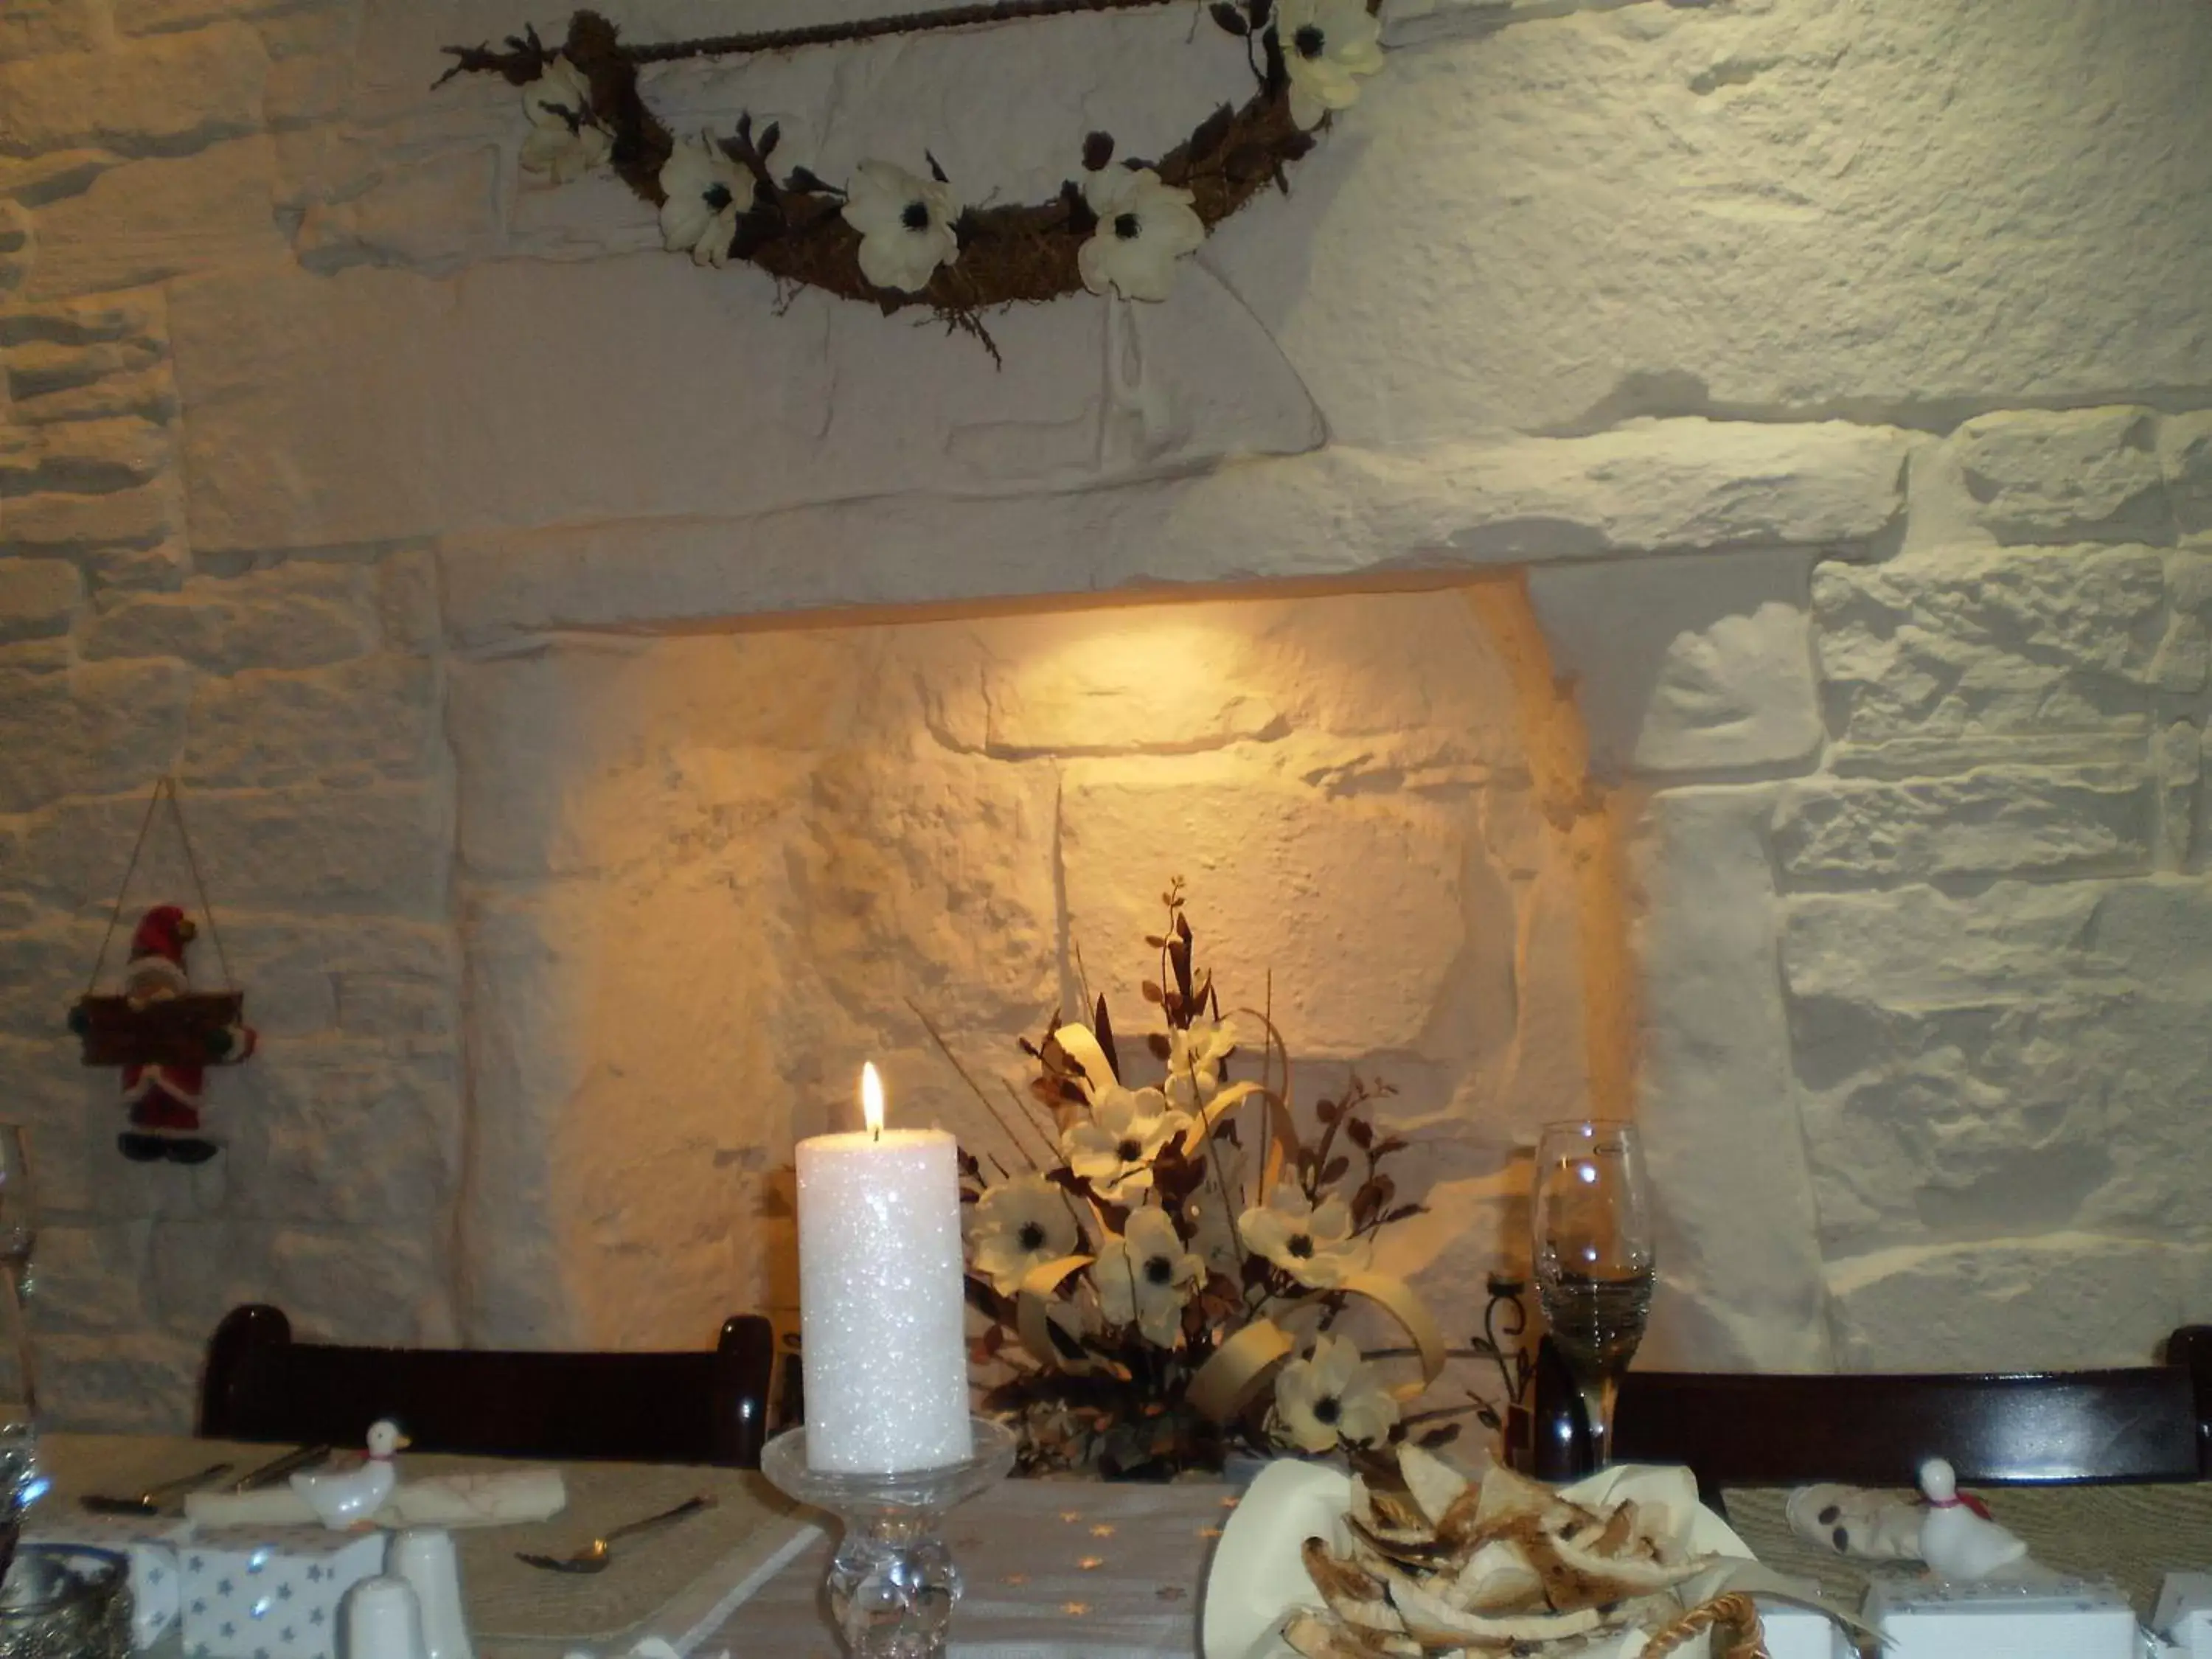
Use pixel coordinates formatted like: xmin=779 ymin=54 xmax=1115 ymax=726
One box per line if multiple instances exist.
xmin=129 ymin=905 xmax=197 ymax=967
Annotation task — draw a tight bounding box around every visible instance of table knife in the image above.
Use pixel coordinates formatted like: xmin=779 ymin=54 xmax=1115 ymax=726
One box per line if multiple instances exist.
xmin=228 ymin=1443 xmax=333 ymax=1492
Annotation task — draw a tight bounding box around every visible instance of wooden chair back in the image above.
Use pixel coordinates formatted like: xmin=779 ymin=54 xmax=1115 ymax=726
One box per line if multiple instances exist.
xmin=200 ymin=1305 xmax=776 ymax=1469
xmin=1532 ymin=1326 xmax=2212 ymax=1490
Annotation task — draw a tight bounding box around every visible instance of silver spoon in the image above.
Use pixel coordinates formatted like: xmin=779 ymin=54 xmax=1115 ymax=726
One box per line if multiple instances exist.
xmin=515 ymin=1495 xmax=716 ymax=1574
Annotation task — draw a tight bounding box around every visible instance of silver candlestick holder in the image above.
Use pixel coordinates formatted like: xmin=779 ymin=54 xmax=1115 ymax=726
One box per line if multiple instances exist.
xmin=761 ymin=1417 xmax=1016 ymax=1659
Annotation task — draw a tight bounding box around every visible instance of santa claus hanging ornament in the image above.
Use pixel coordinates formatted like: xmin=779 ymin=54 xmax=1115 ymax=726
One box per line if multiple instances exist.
xmin=67 ymin=781 xmax=256 ymax=1164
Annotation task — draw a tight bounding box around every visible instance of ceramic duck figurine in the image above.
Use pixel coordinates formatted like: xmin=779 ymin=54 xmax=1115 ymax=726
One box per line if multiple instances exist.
xmin=1917 ymin=1456 xmax=2028 ymax=1580
xmin=293 ymin=1419 xmax=411 ymax=1528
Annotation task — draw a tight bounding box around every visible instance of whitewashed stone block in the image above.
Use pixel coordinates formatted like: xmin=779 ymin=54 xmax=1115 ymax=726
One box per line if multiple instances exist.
xmin=220 ymin=913 xmax=452 ymax=1040
xmin=0 ymin=917 xmax=96 ymax=1042
xmin=0 ymin=201 xmax=29 ymax=295
xmin=5 ymin=336 xmax=165 ymax=403
xmin=449 ymin=641 xmax=818 ymax=880
xmin=2164 ymin=411 xmax=2212 ymax=538
xmin=1531 ymin=551 xmax=1821 ymax=779
xmin=296 ymin=147 xmax=506 ymax=274
xmin=0 ymin=1035 xmax=102 ymax=1214
xmin=0 ymin=654 xmax=189 ymax=814
xmin=0 ymin=479 xmax=182 ymax=555
xmin=2157 ymin=721 xmax=2201 ymax=869
xmin=0 ymin=556 xmax=80 ymax=642
xmin=182 ymin=782 xmax=450 ymax=913
xmin=1773 ymin=765 xmax=2156 ymax=883
xmin=1951 ymin=408 xmax=2170 ymax=544
xmin=1206 ymin=0 xmax=2212 ymax=439
xmin=1060 ymin=759 xmax=1499 ymax=1062
xmin=453 ymin=884 xmax=603 ymax=1349
xmin=375 ymin=548 xmax=439 ymax=653
xmin=35 ymin=1332 xmax=198 ymax=1433
xmin=1814 ymin=544 xmax=2167 ymax=752
xmin=0 ymin=25 xmax=268 ymax=158
xmin=1781 ymin=881 xmax=2101 ymax=1007
xmin=1630 ymin=785 xmax=1832 ymax=1371
xmin=1826 ymin=1235 xmax=2190 ymax=1371
xmin=796 ymin=748 xmax=1062 ymax=1038
xmin=184 ymin=654 xmax=437 ymax=790
xmin=20 ymin=1223 xmax=149 ymax=1335
xmin=437 ymin=420 xmax=1907 ymax=642
xmin=0 ymin=416 xmax=169 ymax=498
xmin=80 ymin=538 xmax=191 ymax=593
xmin=1787 ymin=877 xmax=2212 ymax=1263
xmin=21 ymin=139 xmax=283 ymax=302
xmin=83 ymin=560 xmax=380 ymax=670
xmin=270 ymin=1228 xmax=444 ymax=1344
xmin=118 ymin=0 xmax=351 ymax=35
xmin=220 ymin=1040 xmax=461 ymax=1226
xmin=0 ymin=0 xmax=100 ymax=62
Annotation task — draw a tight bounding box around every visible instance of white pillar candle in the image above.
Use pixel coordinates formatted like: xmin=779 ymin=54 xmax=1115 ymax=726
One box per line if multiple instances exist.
xmin=796 ymin=1063 xmax=973 ymax=1473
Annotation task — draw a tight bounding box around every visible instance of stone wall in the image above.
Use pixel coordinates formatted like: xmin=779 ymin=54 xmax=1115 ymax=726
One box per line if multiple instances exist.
xmin=1 ymin=0 xmax=2208 ymax=1425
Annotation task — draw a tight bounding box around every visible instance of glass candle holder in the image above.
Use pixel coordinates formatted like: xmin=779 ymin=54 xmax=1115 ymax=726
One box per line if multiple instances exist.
xmin=761 ymin=1417 xmax=1015 ymax=1659
xmin=0 ymin=1545 xmax=131 ymax=1659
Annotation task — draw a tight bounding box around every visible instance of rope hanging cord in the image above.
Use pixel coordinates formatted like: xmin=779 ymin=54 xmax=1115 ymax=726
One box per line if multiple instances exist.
xmin=622 ymin=0 xmax=1191 ymax=63
xmin=83 ymin=777 xmax=237 ymax=995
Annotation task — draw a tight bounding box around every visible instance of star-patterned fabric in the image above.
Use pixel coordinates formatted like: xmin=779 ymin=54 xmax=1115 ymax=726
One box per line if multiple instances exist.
xmin=176 ymin=1528 xmax=386 ymax=1659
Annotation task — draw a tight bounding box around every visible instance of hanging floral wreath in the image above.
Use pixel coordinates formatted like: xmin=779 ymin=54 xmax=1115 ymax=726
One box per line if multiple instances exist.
xmin=439 ymin=0 xmax=1386 ymax=355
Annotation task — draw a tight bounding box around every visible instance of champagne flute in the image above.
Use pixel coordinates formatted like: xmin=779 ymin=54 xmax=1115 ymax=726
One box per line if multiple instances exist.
xmin=0 ymin=1127 xmax=35 ymax=1303
xmin=1531 ymin=1119 xmax=1653 ymax=1472
xmin=0 ymin=1127 xmax=39 ymax=1524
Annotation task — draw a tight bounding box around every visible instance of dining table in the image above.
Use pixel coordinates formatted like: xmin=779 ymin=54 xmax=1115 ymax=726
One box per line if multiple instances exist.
xmin=20 ymin=1433 xmax=2212 ymax=1657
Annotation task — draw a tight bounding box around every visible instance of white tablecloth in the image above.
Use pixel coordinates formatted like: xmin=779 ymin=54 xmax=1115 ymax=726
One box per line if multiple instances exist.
xmin=701 ymin=1481 xmax=1234 ymax=1658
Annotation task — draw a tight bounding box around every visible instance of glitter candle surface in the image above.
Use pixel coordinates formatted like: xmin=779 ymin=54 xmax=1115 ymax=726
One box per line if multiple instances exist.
xmin=796 ymin=1122 xmax=973 ymax=1473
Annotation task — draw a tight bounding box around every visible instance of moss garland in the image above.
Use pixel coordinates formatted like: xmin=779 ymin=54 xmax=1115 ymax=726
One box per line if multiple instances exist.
xmin=441 ymin=1 xmax=1361 ymax=355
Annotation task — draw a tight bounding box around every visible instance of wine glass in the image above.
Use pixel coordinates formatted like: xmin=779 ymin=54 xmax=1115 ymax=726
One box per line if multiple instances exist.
xmin=1531 ymin=1119 xmax=1653 ymax=1472
xmin=0 ymin=1126 xmax=35 ymax=1303
xmin=0 ymin=1126 xmax=40 ymax=1526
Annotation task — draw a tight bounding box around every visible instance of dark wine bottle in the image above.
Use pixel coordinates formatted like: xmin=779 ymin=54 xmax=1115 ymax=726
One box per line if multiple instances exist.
xmin=1527 ymin=1333 xmax=1594 ymax=1481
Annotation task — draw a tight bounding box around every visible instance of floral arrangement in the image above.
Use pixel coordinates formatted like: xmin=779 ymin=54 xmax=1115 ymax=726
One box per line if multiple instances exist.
xmin=940 ymin=882 xmax=1454 ymax=1477
xmin=439 ymin=0 xmax=1387 ymax=356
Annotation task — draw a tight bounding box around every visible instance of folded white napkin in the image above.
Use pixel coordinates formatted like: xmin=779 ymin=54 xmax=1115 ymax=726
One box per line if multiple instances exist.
xmin=183 ymin=1469 xmax=566 ymax=1530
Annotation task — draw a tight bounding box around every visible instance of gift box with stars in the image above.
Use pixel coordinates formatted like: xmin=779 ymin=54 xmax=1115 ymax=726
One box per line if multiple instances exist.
xmin=179 ymin=1526 xmax=387 ymax=1659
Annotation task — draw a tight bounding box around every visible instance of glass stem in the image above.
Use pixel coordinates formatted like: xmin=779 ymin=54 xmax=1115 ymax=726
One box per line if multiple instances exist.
xmin=1574 ymin=1368 xmax=1616 ymax=1470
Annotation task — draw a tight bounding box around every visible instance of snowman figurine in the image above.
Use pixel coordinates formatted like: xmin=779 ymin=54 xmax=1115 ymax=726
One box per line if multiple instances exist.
xmin=1917 ymin=1457 xmax=2029 ymax=1581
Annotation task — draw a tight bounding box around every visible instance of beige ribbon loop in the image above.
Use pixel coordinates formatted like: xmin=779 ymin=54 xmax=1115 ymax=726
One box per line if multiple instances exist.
xmin=1175 ymin=1079 xmax=1264 ymax=1155
xmin=1013 ymin=1253 xmax=1095 ymax=1371
xmin=1051 ymin=1023 xmax=1118 ymax=1093
xmin=1187 ymin=1316 xmax=1295 ymax=1423
xmin=1338 ymin=1269 xmax=1447 ymax=1399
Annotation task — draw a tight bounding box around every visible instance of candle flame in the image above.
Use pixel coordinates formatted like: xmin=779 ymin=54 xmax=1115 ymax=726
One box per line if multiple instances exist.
xmin=861 ymin=1062 xmax=886 ymax=1138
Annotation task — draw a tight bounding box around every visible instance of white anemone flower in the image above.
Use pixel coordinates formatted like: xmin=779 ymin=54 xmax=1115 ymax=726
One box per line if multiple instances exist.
xmin=518 ymin=55 xmax=612 ymax=184
xmin=1276 ymin=0 xmax=1385 ymax=131
xmin=1239 ymin=1185 xmax=1360 ymax=1289
xmin=658 ymin=133 xmax=754 ymax=268
xmin=1078 ymin=167 xmax=1205 ymax=303
xmin=967 ymin=1174 xmax=1079 ymax=1295
xmin=1093 ymin=1206 xmax=1203 ymax=1347
xmin=841 ymin=160 xmax=962 ymax=293
xmin=1164 ymin=1015 xmax=1240 ymax=1113
xmin=1274 ymin=1334 xmax=1399 ymax=1453
xmin=1062 ymin=1082 xmax=1192 ymax=1206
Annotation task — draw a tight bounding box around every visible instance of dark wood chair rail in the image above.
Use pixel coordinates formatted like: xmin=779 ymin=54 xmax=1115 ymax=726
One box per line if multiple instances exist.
xmin=1531 ymin=1324 xmax=2212 ymax=1492
xmin=200 ymin=1304 xmax=777 ymax=1470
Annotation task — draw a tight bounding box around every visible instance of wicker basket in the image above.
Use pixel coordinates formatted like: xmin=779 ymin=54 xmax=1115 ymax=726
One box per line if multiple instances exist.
xmin=1644 ymin=1593 xmax=1768 ymax=1659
